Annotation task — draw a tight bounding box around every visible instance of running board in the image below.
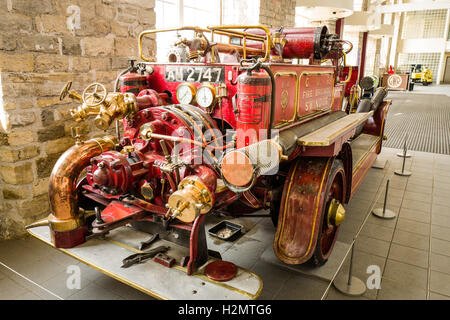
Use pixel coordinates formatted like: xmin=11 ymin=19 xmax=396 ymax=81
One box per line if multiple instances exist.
xmin=297 ymin=111 xmax=373 ymax=146
xmin=27 ymin=226 xmax=263 ymax=300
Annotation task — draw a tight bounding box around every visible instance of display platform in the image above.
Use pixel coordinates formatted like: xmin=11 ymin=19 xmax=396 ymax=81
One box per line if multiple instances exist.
xmin=261 ymin=241 xmax=351 ymax=281
xmin=27 ymin=225 xmax=263 ymax=300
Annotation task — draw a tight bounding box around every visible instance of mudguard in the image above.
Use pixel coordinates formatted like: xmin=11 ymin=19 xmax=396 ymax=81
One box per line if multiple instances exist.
xmin=273 ymin=157 xmax=333 ymax=265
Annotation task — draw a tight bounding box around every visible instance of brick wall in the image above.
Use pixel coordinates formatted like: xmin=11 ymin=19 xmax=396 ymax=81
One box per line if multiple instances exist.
xmin=0 ymin=0 xmax=156 ymax=240
xmin=259 ymin=0 xmax=296 ymax=28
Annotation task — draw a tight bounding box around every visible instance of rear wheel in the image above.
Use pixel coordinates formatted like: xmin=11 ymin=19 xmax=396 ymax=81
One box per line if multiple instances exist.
xmin=312 ymin=159 xmax=346 ymax=266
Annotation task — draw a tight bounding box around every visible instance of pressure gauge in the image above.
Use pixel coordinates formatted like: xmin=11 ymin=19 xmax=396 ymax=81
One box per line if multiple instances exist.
xmin=176 ymin=83 xmax=196 ymax=104
xmin=196 ymin=84 xmax=217 ymax=109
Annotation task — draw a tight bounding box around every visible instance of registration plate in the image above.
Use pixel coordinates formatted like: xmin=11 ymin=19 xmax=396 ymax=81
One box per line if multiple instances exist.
xmin=165 ymin=66 xmax=225 ymax=83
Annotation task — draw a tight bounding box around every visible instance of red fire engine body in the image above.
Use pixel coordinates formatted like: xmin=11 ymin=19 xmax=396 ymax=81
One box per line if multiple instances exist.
xmin=28 ymin=25 xmax=390 ymax=275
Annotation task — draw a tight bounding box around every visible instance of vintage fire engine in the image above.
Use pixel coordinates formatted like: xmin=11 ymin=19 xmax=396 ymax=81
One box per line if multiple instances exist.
xmin=27 ymin=25 xmax=390 ymax=278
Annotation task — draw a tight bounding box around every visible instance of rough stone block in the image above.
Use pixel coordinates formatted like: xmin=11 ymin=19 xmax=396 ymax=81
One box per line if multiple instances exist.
xmin=83 ymin=37 xmax=114 ymax=57
xmin=90 ymin=57 xmax=111 ymax=71
xmin=70 ymin=56 xmax=91 ymax=72
xmin=76 ymin=17 xmax=111 ymax=37
xmin=0 ymin=52 xmax=34 ymax=72
xmin=17 ymin=194 xmax=50 ymax=218
xmin=10 ymin=111 xmax=36 ymax=127
xmin=46 ymin=136 xmax=73 ymax=154
xmin=35 ymin=54 xmax=69 ymax=72
xmin=115 ymin=37 xmax=138 ymax=57
xmin=117 ymin=5 xmax=138 ymax=24
xmin=18 ymin=34 xmax=59 ymax=53
xmin=40 ymin=109 xmax=55 ymax=127
xmin=32 ymin=177 xmax=50 ymax=196
xmin=123 ymin=0 xmax=155 ymax=8
xmin=111 ymin=22 xmax=129 ymax=37
xmin=0 ymin=34 xmax=17 ymax=51
xmin=36 ymin=153 xmax=62 ymax=179
xmin=0 ymin=162 xmax=34 ymax=184
xmin=3 ymin=185 xmax=31 ymax=200
xmin=0 ymin=145 xmax=40 ymax=162
xmin=12 ymin=0 xmax=55 ymax=14
xmin=95 ymin=3 xmax=116 ymax=20
xmin=37 ymin=124 xmax=66 ymax=142
xmin=35 ymin=14 xmax=68 ymax=35
xmin=138 ymin=9 xmax=156 ymax=25
xmin=37 ymin=96 xmax=62 ymax=108
xmin=0 ymin=10 xmax=33 ymax=32
xmin=7 ymin=130 xmax=34 ymax=146
xmin=61 ymin=36 xmax=82 ymax=55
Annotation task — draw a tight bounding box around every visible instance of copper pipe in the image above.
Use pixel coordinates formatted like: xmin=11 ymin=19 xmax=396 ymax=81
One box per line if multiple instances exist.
xmin=47 ymin=136 xmax=118 ymax=232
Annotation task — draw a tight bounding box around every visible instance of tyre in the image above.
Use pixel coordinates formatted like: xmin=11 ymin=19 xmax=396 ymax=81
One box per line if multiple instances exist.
xmin=311 ymin=159 xmax=346 ymax=266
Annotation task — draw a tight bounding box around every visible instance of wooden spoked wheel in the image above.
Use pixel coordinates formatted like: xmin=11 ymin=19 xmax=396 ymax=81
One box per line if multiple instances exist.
xmin=312 ymin=159 xmax=346 ymax=266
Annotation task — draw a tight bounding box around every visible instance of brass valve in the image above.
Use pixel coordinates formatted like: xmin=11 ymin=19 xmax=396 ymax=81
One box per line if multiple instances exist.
xmin=167 ymin=176 xmax=213 ymax=223
xmin=62 ymin=81 xmax=138 ymax=131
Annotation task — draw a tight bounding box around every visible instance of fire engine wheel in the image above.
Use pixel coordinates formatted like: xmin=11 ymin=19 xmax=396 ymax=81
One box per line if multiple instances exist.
xmin=311 ymin=159 xmax=346 ymax=266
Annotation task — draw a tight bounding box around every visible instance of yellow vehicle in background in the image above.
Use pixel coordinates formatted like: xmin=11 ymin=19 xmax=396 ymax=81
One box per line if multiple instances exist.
xmin=410 ymin=64 xmax=432 ymax=86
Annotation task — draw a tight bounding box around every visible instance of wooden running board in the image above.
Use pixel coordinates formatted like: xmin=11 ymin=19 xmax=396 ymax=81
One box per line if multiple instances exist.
xmin=297 ymin=111 xmax=373 ymax=146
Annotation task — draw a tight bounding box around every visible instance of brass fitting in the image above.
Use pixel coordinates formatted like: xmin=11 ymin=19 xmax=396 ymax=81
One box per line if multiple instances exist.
xmin=69 ymin=82 xmax=137 ymax=131
xmin=327 ymin=198 xmax=346 ymax=227
xmin=167 ymin=176 xmax=213 ymax=223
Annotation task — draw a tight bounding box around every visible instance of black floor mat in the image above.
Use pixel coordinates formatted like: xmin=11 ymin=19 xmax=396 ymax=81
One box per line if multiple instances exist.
xmin=383 ymin=92 xmax=450 ymax=155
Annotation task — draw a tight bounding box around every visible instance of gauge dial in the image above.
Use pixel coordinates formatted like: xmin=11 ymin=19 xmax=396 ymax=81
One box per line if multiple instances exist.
xmin=176 ymin=83 xmax=196 ymax=104
xmin=197 ymin=84 xmax=217 ymax=109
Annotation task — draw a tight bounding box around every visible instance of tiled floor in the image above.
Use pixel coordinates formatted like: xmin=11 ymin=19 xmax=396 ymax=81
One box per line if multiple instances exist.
xmin=0 ymin=147 xmax=449 ymax=300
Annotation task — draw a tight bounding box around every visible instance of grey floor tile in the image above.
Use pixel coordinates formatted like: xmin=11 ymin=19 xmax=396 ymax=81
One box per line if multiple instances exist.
xmin=13 ymin=291 xmax=43 ymax=300
xmin=221 ymin=237 xmax=268 ymax=270
xmin=406 ymin=183 xmax=432 ymax=195
xmin=11 ymin=256 xmax=68 ymax=285
xmin=431 ymin=238 xmax=450 ymax=257
xmin=377 ymin=278 xmax=427 ymax=300
xmin=430 ymin=270 xmax=450 ymax=297
xmin=388 ymin=243 xmax=429 ymax=268
xmin=250 ymin=260 xmax=291 ymax=295
xmin=430 ymin=253 xmax=450 ymax=275
xmin=68 ymin=282 xmax=124 ymax=300
xmin=383 ymin=260 xmax=428 ymax=289
xmin=401 ymin=199 xmax=431 ymax=213
xmin=432 ymin=213 xmax=450 ymax=228
xmin=404 ymin=191 xmax=430 ymax=203
xmin=111 ymin=281 xmax=156 ymax=300
xmin=392 ymin=229 xmax=429 ymax=251
xmin=434 ymin=197 xmax=450 ymax=208
xmin=355 ymin=235 xmax=390 ymax=258
xmin=399 ymin=208 xmax=431 ymax=224
xmin=431 ymin=225 xmax=450 ymax=242
xmin=432 ymin=204 xmax=450 ymax=216
xmin=366 ymin=213 xmax=398 ymax=229
xmin=0 ymin=277 xmax=28 ymax=299
xmin=429 ymin=292 xmax=450 ymax=300
xmin=360 ymin=223 xmax=394 ymax=242
xmin=396 ymin=218 xmax=430 ymax=236
xmin=0 ymin=264 xmax=61 ymax=300
xmin=325 ymin=287 xmax=371 ymax=300
xmin=274 ymin=274 xmax=328 ymax=300
xmin=40 ymin=268 xmax=91 ymax=299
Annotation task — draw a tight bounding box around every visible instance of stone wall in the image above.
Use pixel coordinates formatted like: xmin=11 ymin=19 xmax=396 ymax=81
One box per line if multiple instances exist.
xmin=259 ymin=0 xmax=296 ymax=28
xmin=0 ymin=0 xmax=156 ymax=240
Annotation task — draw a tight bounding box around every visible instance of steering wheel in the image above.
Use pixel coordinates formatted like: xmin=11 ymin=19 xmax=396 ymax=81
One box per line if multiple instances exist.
xmin=59 ymin=81 xmax=72 ymax=101
xmin=82 ymin=82 xmax=107 ymax=107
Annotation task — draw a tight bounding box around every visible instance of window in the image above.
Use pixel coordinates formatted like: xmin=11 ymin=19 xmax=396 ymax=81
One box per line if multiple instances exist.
xmin=155 ymin=0 xmax=221 ymax=62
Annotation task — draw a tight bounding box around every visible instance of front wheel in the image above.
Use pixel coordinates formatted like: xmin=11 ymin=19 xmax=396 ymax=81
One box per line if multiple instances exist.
xmin=311 ymin=159 xmax=346 ymax=266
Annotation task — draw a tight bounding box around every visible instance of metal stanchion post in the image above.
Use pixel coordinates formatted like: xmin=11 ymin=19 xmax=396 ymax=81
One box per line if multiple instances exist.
xmin=394 ymin=148 xmax=412 ymax=176
xmin=397 ymin=133 xmax=411 ymax=158
xmin=372 ymin=179 xmax=397 ymax=219
xmin=333 ymin=243 xmax=366 ymax=296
